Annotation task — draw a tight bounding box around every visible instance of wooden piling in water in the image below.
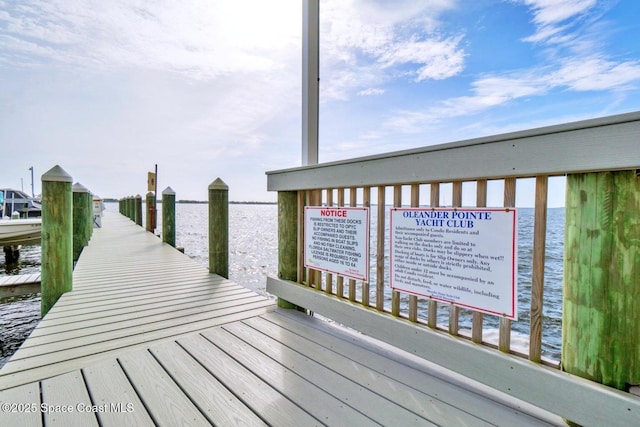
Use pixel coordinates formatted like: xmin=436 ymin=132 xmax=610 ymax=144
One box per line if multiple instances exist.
xmin=41 ymin=165 xmax=73 ymax=316
xmin=135 ymin=194 xmax=142 ymax=226
xmin=162 ymin=187 xmax=176 ymax=247
xmin=146 ymin=192 xmax=156 ymax=233
xmin=563 ymin=170 xmax=640 ymax=392
xmin=72 ymin=182 xmax=91 ymax=262
xmin=208 ymin=178 xmax=228 ymax=278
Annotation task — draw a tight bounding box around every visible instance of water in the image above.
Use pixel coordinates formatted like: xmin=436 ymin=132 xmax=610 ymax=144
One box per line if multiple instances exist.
xmin=0 ymin=203 xmax=564 ymax=368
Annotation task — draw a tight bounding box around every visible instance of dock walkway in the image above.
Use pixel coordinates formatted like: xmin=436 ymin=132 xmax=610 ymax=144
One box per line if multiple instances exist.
xmin=0 ymin=211 xmax=564 ymax=426
xmin=0 ymin=273 xmax=41 ymax=299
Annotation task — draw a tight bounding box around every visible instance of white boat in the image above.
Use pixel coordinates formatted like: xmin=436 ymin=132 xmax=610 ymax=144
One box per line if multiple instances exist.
xmin=0 ymin=218 xmax=41 ymax=246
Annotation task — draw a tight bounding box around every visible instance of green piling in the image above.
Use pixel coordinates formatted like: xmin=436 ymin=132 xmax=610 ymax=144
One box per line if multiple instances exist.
xmin=563 ymin=170 xmax=640 ymax=392
xmin=208 ymin=178 xmax=228 ymax=278
xmin=41 ymin=165 xmax=73 ymax=316
xmin=135 ymin=194 xmax=142 ymax=226
xmin=87 ymin=192 xmax=94 ymax=239
xmin=277 ymin=191 xmax=303 ymax=310
xmin=72 ymin=182 xmax=91 ymax=262
xmin=162 ymin=187 xmax=176 ymax=247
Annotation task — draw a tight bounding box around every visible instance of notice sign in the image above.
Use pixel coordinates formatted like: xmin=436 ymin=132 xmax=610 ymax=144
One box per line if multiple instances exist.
xmin=390 ymin=208 xmax=518 ymax=319
xmin=305 ymin=207 xmax=370 ymax=282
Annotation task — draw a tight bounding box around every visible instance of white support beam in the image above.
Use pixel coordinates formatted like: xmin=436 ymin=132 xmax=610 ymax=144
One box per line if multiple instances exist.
xmin=302 ymin=0 xmax=319 ymax=166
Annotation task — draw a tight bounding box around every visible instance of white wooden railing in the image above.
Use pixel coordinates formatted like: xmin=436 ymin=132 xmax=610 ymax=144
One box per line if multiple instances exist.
xmin=266 ymin=111 xmax=640 ymax=426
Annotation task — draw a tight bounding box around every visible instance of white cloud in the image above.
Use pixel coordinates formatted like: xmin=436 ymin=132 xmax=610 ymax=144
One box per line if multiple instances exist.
xmin=0 ymin=0 xmax=301 ymax=79
xmin=522 ymin=0 xmax=597 ymax=25
xmin=357 ymin=88 xmax=385 ymax=96
xmin=382 ymin=54 xmax=640 ymax=135
xmin=517 ymin=0 xmax=598 ymax=45
xmin=551 ymin=57 xmax=640 ymax=91
xmin=319 ymin=0 xmax=464 ymax=99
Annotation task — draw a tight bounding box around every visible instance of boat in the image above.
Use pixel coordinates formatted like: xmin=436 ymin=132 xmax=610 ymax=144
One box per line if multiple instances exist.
xmin=0 ymin=218 xmax=41 ymax=246
xmin=0 ymin=188 xmax=42 ymax=219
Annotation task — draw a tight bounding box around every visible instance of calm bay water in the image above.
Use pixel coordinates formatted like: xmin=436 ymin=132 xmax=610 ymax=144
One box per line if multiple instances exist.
xmin=0 ymin=203 xmax=564 ymax=367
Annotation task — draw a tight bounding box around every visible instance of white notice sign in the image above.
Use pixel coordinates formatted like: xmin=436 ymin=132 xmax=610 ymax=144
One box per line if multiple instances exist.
xmin=390 ymin=208 xmax=517 ymax=319
xmin=305 ymin=207 xmax=370 ymax=282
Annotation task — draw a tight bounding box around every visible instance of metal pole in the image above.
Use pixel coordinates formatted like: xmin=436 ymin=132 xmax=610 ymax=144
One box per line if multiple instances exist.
xmin=29 ymin=166 xmax=34 ymax=197
xmin=302 ymin=0 xmax=319 ymax=166
xmin=154 ymin=163 xmax=158 ymax=232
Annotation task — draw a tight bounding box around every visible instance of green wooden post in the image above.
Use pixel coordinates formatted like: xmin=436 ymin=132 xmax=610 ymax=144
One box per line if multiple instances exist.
xmin=208 ymin=178 xmax=228 ymax=278
xmin=128 ymin=196 xmax=135 ymax=221
xmin=87 ymin=191 xmax=94 ymax=239
xmin=277 ymin=191 xmax=303 ymax=309
xmin=135 ymin=194 xmax=142 ymax=227
xmin=72 ymin=182 xmax=91 ymax=262
xmin=146 ymin=192 xmax=156 ymax=233
xmin=41 ymin=165 xmax=73 ymax=316
xmin=162 ymin=187 xmax=176 ymax=247
xmin=563 ymin=170 xmax=640 ymax=392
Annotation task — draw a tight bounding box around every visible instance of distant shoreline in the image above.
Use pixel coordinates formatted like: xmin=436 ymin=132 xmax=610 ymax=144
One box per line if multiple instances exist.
xmin=101 ymin=198 xmax=276 ymax=205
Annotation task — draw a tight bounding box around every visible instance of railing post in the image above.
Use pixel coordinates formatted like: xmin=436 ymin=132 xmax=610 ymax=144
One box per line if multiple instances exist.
xmin=134 ymin=194 xmax=142 ymax=226
xmin=277 ymin=191 xmax=303 ymax=310
xmin=563 ymin=170 xmax=640 ymax=392
xmin=145 ymin=191 xmax=156 ymax=233
xmin=41 ymin=165 xmax=73 ymax=316
xmin=162 ymin=187 xmax=176 ymax=247
xmin=72 ymin=182 xmax=91 ymax=263
xmin=208 ymin=178 xmax=228 ymax=278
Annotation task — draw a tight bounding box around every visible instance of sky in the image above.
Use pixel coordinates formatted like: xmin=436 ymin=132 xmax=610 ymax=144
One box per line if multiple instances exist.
xmin=1 ymin=0 xmax=639 ymax=206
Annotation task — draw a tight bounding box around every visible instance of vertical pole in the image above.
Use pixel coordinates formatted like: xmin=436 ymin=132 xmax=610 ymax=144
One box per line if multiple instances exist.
xmin=208 ymin=178 xmax=228 ymax=278
xmin=153 ymin=164 xmax=158 ymax=233
xmin=41 ymin=165 xmax=73 ymax=316
xmin=135 ymin=195 xmax=142 ymax=227
xmin=277 ymin=191 xmax=302 ymax=309
xmin=162 ymin=187 xmax=176 ymax=247
xmin=302 ymin=0 xmax=319 ymax=165
xmin=563 ymin=170 xmax=640 ymax=391
xmin=29 ymin=166 xmax=34 ymax=198
xmin=146 ymin=192 xmax=156 ymax=233
xmin=72 ymin=182 xmax=90 ymax=263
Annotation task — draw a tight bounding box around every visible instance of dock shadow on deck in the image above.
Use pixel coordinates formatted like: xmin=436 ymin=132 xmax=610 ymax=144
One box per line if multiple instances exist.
xmin=0 ymin=212 xmax=564 ymax=426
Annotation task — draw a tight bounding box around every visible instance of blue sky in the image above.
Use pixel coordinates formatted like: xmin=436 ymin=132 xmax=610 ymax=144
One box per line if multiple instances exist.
xmin=1 ymin=0 xmax=639 ymax=205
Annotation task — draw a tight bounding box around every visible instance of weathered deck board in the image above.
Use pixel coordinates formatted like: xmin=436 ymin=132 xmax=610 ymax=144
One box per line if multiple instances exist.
xmin=0 ymin=211 xmax=566 ymax=426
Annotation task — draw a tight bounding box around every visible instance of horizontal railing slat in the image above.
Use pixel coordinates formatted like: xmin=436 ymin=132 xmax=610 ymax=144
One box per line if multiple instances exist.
xmin=267 ymin=111 xmax=640 ymax=191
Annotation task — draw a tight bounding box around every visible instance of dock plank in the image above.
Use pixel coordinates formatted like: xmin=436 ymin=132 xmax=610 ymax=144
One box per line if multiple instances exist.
xmin=118 ymin=350 xmax=211 ymax=425
xmin=257 ymin=311 xmax=563 ymax=426
xmin=41 ymin=371 xmax=98 ymax=427
xmin=201 ymin=326 xmax=390 ymax=426
xmin=149 ymin=341 xmax=267 ymax=426
xmin=177 ymin=333 xmax=321 ymax=426
xmin=82 ymin=360 xmax=154 ymax=427
xmin=0 ymin=382 xmax=42 ymax=427
xmin=0 ymin=274 xmax=41 ymax=299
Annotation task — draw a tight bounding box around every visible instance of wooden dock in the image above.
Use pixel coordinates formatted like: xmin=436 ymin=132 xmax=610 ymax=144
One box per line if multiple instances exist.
xmin=0 ymin=211 xmax=564 ymax=426
xmin=0 ymin=274 xmax=41 ymax=299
